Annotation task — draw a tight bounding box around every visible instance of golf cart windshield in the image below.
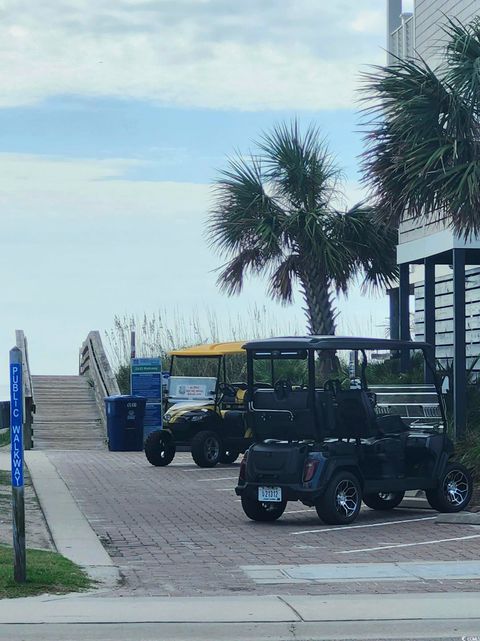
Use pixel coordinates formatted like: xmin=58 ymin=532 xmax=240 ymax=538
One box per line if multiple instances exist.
xmin=167 ymin=342 xmax=248 ymax=407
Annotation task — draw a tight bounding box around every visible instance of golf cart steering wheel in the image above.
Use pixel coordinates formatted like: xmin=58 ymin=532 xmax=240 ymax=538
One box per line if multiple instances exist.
xmin=324 ymin=379 xmax=342 ymax=395
xmin=274 ymin=379 xmax=293 ymax=399
xmin=218 ymin=382 xmax=237 ymax=398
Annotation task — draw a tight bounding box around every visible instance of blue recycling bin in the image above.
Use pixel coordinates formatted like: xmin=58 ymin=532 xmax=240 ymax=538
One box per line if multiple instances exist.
xmin=105 ymin=395 xmax=147 ymax=451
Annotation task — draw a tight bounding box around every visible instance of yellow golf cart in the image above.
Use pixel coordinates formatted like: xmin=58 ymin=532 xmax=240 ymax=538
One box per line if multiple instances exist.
xmin=144 ymin=341 xmax=254 ymax=467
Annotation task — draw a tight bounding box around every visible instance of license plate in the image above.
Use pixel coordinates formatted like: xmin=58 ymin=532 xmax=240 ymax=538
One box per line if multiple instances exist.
xmin=258 ymin=486 xmax=282 ymax=502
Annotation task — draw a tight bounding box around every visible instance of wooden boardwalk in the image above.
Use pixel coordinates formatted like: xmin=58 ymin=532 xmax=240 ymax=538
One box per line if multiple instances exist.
xmin=31 ymin=375 xmax=106 ymax=450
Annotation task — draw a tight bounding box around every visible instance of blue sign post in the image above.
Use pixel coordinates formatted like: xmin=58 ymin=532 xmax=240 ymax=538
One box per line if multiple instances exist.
xmin=131 ymin=357 xmax=162 ymax=439
xmin=10 ymin=346 xmax=26 ymax=583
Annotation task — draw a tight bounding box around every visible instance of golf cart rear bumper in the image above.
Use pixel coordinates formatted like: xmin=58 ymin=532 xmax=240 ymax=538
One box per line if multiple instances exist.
xmin=235 ymin=482 xmax=326 ymax=504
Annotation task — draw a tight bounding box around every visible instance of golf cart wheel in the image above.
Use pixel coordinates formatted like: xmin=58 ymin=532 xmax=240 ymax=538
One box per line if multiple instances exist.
xmin=144 ymin=430 xmax=176 ymax=467
xmin=241 ymin=495 xmax=287 ymax=522
xmin=426 ymin=462 xmax=473 ymax=513
xmin=316 ymin=471 xmax=362 ymax=525
xmin=363 ymin=491 xmax=405 ymax=511
xmin=219 ymin=449 xmax=240 ymax=464
xmin=191 ymin=430 xmax=222 ymax=468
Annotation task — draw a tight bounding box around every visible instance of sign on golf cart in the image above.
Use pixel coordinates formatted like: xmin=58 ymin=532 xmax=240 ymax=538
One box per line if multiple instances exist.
xmin=168 ymin=376 xmax=217 ymax=402
xmin=131 ymin=357 xmax=162 ymax=437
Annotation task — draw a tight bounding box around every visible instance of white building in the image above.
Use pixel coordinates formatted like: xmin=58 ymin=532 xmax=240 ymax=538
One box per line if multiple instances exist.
xmin=386 ymin=0 xmax=480 ymax=436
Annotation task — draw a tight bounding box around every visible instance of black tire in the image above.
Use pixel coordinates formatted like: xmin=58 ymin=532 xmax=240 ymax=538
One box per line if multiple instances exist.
xmin=144 ymin=430 xmax=176 ymax=467
xmin=241 ymin=495 xmax=287 ymax=522
xmin=363 ymin=491 xmax=405 ymax=511
xmin=219 ymin=449 xmax=239 ymax=464
xmin=316 ymin=471 xmax=362 ymax=525
xmin=426 ymin=461 xmax=473 ymax=512
xmin=191 ymin=431 xmax=222 ymax=467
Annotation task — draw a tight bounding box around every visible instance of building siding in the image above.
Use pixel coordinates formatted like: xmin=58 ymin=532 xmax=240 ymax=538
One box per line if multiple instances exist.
xmin=415 ymin=266 xmax=480 ymax=371
xmin=415 ymin=0 xmax=480 ymax=66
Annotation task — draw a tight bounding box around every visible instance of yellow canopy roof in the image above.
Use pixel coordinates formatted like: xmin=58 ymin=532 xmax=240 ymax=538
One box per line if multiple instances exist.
xmin=169 ymin=341 xmax=246 ymax=357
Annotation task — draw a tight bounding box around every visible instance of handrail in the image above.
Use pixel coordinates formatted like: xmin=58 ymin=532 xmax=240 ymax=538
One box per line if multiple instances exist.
xmin=79 ymin=331 xmax=120 ymax=429
xmin=15 ymin=330 xmax=34 ymax=449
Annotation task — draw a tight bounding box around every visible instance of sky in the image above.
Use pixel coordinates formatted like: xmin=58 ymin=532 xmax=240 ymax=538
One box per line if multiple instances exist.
xmin=0 ymin=0 xmax=414 ymax=394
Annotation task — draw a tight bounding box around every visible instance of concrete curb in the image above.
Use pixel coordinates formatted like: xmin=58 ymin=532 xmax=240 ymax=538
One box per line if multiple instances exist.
xmin=0 ymin=591 xmax=479 ymax=624
xmin=436 ymin=510 xmax=480 ymax=525
xmin=24 ymin=451 xmax=120 ymax=587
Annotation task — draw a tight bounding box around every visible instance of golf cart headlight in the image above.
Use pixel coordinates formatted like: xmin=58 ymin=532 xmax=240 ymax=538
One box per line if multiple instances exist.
xmin=164 ymin=412 xmax=172 ymax=423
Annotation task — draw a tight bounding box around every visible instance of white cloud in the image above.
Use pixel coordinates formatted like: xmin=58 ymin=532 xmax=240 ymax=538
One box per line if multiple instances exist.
xmin=349 ymin=10 xmax=384 ymax=35
xmin=0 ymin=0 xmax=386 ymax=110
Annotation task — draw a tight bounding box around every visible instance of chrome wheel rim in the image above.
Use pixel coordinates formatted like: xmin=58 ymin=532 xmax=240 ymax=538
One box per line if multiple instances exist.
xmin=443 ymin=469 xmax=469 ymax=506
xmin=335 ymin=479 xmax=359 ymax=518
xmin=378 ymin=492 xmax=395 ymax=501
xmin=205 ymin=437 xmax=219 ymax=462
xmin=159 ymin=438 xmax=169 ymax=460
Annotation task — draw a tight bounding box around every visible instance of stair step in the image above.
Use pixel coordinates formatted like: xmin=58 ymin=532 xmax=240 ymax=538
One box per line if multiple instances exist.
xmin=31 ymin=375 xmax=106 ymax=451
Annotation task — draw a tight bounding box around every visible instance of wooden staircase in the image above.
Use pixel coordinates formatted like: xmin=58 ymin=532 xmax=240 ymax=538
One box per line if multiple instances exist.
xmin=31 ymin=375 xmax=106 ymax=450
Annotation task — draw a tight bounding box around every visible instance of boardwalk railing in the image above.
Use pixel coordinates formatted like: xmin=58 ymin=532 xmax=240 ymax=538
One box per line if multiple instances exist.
xmin=79 ymin=331 xmax=120 ymax=429
xmin=15 ymin=330 xmax=34 ymax=450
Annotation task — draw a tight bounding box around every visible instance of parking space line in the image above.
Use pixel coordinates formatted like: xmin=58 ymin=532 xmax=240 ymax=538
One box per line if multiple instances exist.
xmin=337 ymin=533 xmax=480 ymax=554
xmin=198 ymin=477 xmax=238 ymax=482
xmin=216 ymin=488 xmax=235 ymax=491
xmin=290 ymin=516 xmax=437 ymax=535
xmin=182 ymin=468 xmax=238 ymax=472
xmin=285 ymin=508 xmax=316 ymax=514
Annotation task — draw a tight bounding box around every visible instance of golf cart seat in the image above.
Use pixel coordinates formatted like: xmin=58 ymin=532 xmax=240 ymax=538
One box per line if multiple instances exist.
xmin=252 ymin=389 xmax=316 ymax=440
xmin=334 ymin=389 xmax=377 ymax=439
xmin=376 ymin=414 xmax=410 ymax=436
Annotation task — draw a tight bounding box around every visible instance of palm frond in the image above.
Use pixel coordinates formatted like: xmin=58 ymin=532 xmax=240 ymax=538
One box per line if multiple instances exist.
xmin=257 ymin=120 xmax=342 ymax=213
xmin=339 ymin=205 xmax=399 ymax=291
xmin=268 ymin=254 xmax=302 ymax=304
xmin=444 ymin=17 xmax=480 ymax=109
xmin=208 ymin=154 xmax=285 ymax=256
xmin=361 ymin=53 xmax=480 ymax=237
xmin=216 ymin=248 xmax=267 ymax=296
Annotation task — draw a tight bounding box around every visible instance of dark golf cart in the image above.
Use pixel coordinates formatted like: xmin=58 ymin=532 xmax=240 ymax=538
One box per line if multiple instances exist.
xmin=144 ymin=342 xmax=253 ymax=468
xmin=236 ymin=336 xmax=473 ymax=525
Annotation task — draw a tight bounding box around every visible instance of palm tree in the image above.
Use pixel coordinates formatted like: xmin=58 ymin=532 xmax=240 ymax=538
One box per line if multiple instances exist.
xmin=207 ymin=122 xmax=398 ymax=336
xmin=361 ymin=18 xmax=480 ymax=239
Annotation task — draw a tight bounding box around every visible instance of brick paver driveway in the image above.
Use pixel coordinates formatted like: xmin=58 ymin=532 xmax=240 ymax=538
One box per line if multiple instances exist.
xmin=48 ymin=451 xmax=480 ymax=597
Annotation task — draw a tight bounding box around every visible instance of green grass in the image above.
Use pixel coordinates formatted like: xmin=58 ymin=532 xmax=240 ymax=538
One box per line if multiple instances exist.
xmin=0 ymin=429 xmax=10 ymax=448
xmin=0 ymin=470 xmax=10 ymax=486
xmin=0 ymin=544 xmax=92 ymax=598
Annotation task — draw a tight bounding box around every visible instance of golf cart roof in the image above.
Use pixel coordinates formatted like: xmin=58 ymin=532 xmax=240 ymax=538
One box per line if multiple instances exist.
xmin=243 ymin=336 xmax=431 ymax=352
xmin=169 ymin=341 xmax=246 ymax=357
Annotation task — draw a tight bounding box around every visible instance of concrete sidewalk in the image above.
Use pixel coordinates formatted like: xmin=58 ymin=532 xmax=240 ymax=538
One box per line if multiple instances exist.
xmin=0 ymin=591 xmax=479 ymax=624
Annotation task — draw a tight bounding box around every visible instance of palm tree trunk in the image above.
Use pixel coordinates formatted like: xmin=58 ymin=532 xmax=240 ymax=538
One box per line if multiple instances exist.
xmin=301 ymin=268 xmax=338 ymax=379
xmin=300 ymin=268 xmax=336 ymax=336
